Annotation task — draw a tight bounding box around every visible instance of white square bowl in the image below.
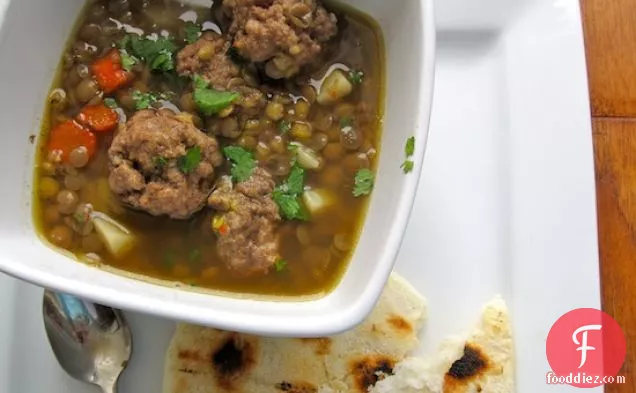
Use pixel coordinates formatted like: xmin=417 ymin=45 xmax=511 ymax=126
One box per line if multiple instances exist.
xmin=0 ymin=0 xmax=435 ymax=337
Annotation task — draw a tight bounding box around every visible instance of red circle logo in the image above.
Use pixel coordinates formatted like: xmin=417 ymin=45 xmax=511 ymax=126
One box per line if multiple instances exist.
xmin=546 ymin=308 xmax=626 ymax=388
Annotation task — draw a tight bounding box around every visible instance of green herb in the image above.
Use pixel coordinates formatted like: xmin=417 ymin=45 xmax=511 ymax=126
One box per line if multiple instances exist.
xmin=120 ymin=34 xmax=178 ymax=72
xmin=149 ymin=49 xmax=174 ymax=72
xmin=401 ymin=160 xmax=414 ymax=174
xmin=177 ymin=146 xmax=202 ymax=174
xmin=272 ymin=165 xmax=307 ymax=220
xmin=188 ymin=249 xmax=201 ymax=263
xmin=401 ymin=136 xmax=416 ymax=174
xmin=285 ymin=165 xmax=305 ymax=195
xmin=405 ymin=136 xmax=415 ymax=157
xmin=154 ymin=156 xmax=168 ymax=169
xmin=119 ymin=49 xmax=138 ymax=72
xmin=223 ymin=146 xmax=256 ymax=182
xmin=274 ymin=259 xmax=287 ymax=272
xmin=103 ymin=98 xmax=118 ymax=109
xmin=184 ymin=22 xmax=202 ymax=44
xmin=348 ymin=69 xmax=364 ymax=85
xmin=192 ymin=74 xmax=240 ymax=116
xmin=353 ymin=168 xmax=374 ymax=197
xmin=132 ymin=90 xmax=160 ymax=109
xmin=279 ymin=120 xmax=291 ymax=134
xmin=340 ymin=116 xmax=353 ymax=128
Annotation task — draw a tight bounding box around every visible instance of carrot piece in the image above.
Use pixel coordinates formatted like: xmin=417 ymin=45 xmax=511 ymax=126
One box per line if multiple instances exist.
xmin=47 ymin=120 xmax=97 ymax=163
xmin=91 ymin=49 xmax=133 ymax=94
xmin=76 ymin=103 xmax=119 ymax=132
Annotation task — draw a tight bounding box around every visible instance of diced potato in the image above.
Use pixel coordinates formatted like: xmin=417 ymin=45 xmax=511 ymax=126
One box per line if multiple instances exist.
xmin=317 ymin=69 xmax=353 ymax=106
xmin=91 ymin=212 xmax=136 ymax=259
xmin=302 ymin=188 xmax=336 ymax=215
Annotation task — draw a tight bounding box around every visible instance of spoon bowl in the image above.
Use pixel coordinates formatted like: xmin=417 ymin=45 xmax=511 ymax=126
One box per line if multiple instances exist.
xmin=42 ymin=290 xmax=132 ymax=393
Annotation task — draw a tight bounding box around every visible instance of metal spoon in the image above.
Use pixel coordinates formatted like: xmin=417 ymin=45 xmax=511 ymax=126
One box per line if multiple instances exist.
xmin=42 ymin=290 xmax=132 ymax=393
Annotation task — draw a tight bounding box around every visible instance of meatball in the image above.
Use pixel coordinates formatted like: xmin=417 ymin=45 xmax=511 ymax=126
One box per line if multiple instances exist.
xmin=108 ymin=109 xmax=223 ymax=219
xmin=176 ymin=32 xmax=265 ymax=109
xmin=208 ymin=168 xmax=281 ymax=276
xmin=222 ymin=0 xmax=338 ymax=79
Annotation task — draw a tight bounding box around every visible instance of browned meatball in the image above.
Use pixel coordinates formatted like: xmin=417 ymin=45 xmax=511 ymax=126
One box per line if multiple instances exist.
xmin=208 ymin=168 xmax=281 ymax=276
xmin=222 ymin=0 xmax=338 ymax=79
xmin=176 ymin=32 xmax=265 ymax=109
xmin=108 ymin=109 xmax=223 ymax=219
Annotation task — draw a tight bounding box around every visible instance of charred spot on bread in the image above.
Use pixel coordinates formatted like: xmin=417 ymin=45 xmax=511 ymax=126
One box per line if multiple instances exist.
xmin=446 ymin=344 xmax=488 ymax=380
xmin=386 ymin=314 xmax=412 ymax=334
xmin=350 ymin=355 xmax=396 ymax=392
xmin=275 ymin=381 xmax=318 ymax=392
xmin=211 ymin=334 xmax=256 ymax=388
xmin=298 ymin=338 xmax=333 ymax=355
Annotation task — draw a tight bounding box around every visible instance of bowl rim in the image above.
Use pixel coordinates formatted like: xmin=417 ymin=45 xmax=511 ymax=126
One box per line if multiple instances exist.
xmin=0 ymin=0 xmax=437 ymax=337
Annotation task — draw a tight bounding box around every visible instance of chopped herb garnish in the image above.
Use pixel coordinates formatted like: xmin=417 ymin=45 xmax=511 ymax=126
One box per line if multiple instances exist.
xmin=274 ymin=259 xmax=287 ymax=272
xmin=405 ymin=136 xmax=415 ymax=157
xmin=353 ymin=168 xmax=374 ymax=197
xmin=401 ymin=160 xmax=414 ymax=174
xmin=119 ymin=34 xmax=178 ymax=72
xmin=192 ymin=74 xmax=240 ymax=116
xmin=272 ymin=165 xmax=307 ymax=220
xmin=285 ymin=165 xmax=305 ymax=195
xmin=177 ymin=146 xmax=202 ymax=174
xmin=279 ymin=120 xmax=291 ymax=134
xmin=184 ymin=22 xmax=202 ymax=44
xmin=348 ymin=69 xmax=364 ymax=85
xmin=103 ymin=98 xmax=118 ymax=109
xmin=340 ymin=116 xmax=353 ymax=128
xmin=154 ymin=156 xmax=168 ymax=169
xmin=132 ymin=90 xmax=160 ymax=110
xmin=223 ymin=146 xmax=256 ymax=182
xmin=401 ymin=136 xmax=416 ymax=174
xmin=119 ymin=49 xmax=138 ymax=72
xmin=149 ymin=49 xmax=175 ymax=72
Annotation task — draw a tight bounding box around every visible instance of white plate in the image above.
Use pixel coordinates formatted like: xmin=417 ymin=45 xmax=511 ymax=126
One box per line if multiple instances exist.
xmin=0 ymin=0 xmax=600 ymax=392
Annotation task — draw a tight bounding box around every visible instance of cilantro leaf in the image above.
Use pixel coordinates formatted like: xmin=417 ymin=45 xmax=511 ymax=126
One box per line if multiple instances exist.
xmin=103 ymin=98 xmax=118 ymax=109
xmin=401 ymin=160 xmax=414 ymax=174
xmin=279 ymin=120 xmax=291 ymax=134
xmin=272 ymin=190 xmax=303 ymax=220
xmin=184 ymin=22 xmax=202 ymax=44
xmin=223 ymin=146 xmax=256 ymax=182
xmin=150 ymin=49 xmax=174 ymax=72
xmin=119 ymin=50 xmax=138 ymax=72
xmin=177 ymin=146 xmax=202 ymax=174
xmin=132 ymin=90 xmax=159 ymax=110
xmin=353 ymin=168 xmax=374 ymax=197
xmin=192 ymin=75 xmax=240 ymax=116
xmin=121 ymin=34 xmax=178 ymax=72
xmin=286 ymin=165 xmax=305 ymax=195
xmin=272 ymin=165 xmax=307 ymax=220
xmin=274 ymin=259 xmax=287 ymax=272
xmin=348 ymin=69 xmax=364 ymax=85
xmin=405 ymin=136 xmax=415 ymax=157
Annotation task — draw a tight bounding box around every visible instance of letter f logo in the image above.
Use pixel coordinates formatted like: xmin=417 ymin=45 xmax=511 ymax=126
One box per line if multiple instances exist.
xmin=572 ymin=324 xmax=602 ymax=368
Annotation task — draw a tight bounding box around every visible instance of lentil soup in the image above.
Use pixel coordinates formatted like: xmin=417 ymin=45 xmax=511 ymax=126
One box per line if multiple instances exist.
xmin=33 ymin=0 xmax=385 ymax=296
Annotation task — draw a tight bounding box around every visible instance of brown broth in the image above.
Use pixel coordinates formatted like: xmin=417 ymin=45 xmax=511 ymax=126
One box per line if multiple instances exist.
xmin=32 ymin=0 xmax=385 ymax=297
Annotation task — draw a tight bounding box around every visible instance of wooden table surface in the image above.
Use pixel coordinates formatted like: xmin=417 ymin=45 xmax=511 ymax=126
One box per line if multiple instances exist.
xmin=581 ymin=0 xmax=636 ymax=391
